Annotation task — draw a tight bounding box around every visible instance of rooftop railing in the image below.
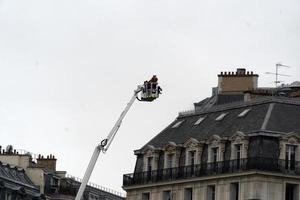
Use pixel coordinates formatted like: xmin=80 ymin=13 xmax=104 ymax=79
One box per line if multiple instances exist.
xmin=123 ymin=157 xmax=300 ymax=187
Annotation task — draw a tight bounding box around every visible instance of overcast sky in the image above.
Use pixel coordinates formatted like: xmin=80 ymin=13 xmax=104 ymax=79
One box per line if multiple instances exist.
xmin=0 ymin=0 xmax=299 ymax=194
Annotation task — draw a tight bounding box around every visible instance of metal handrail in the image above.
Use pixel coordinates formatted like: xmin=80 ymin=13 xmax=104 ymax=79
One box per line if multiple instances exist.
xmin=66 ymin=174 xmax=126 ymax=197
xmin=123 ymin=157 xmax=300 ymax=187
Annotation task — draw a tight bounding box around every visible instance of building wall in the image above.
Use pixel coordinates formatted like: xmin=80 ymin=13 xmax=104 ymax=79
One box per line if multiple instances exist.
xmin=218 ymin=76 xmax=258 ymax=94
xmin=27 ymin=167 xmax=46 ymax=193
xmin=125 ymin=174 xmax=300 ymax=200
xmin=0 ymin=154 xmax=30 ymax=170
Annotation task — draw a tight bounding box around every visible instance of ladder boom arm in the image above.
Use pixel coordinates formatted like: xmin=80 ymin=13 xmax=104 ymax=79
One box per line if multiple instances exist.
xmin=75 ymin=85 xmax=142 ymax=200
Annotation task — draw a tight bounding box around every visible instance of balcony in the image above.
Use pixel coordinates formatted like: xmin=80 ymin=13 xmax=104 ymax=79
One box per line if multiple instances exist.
xmin=123 ymin=157 xmax=300 ymax=187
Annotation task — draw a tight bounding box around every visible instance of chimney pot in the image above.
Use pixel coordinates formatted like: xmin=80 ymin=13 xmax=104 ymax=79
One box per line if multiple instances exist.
xmin=237 ymin=68 xmax=246 ymax=75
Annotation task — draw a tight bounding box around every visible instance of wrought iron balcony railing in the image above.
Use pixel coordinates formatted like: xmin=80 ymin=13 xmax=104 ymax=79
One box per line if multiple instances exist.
xmin=123 ymin=157 xmax=300 ymax=187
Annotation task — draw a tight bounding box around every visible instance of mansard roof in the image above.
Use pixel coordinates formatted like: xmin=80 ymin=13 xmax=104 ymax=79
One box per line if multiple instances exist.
xmin=142 ymin=97 xmax=300 ymax=149
xmin=0 ymin=162 xmax=36 ymax=188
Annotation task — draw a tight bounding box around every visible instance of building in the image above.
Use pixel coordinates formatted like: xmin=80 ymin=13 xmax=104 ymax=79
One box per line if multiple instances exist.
xmin=0 ymin=146 xmax=125 ymax=200
xmin=0 ymin=159 xmax=44 ymax=199
xmin=123 ymin=68 xmax=300 ymax=200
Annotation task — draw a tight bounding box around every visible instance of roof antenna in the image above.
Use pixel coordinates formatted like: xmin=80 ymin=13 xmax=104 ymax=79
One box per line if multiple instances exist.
xmin=265 ymin=62 xmax=291 ymax=87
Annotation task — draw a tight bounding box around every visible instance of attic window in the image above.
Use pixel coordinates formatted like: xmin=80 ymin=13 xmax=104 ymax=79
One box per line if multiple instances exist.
xmin=238 ymin=109 xmax=251 ymax=118
xmin=215 ymin=113 xmax=227 ymax=121
xmin=172 ymin=120 xmax=184 ymax=128
xmin=194 ymin=117 xmax=206 ymax=125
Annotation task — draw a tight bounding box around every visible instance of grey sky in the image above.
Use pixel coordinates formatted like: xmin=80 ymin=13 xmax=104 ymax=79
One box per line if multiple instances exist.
xmin=0 ymin=0 xmax=299 ymax=193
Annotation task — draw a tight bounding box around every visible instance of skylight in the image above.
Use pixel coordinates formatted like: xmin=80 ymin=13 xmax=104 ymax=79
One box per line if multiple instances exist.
xmin=194 ymin=117 xmax=206 ymax=125
xmin=215 ymin=113 xmax=227 ymax=121
xmin=238 ymin=109 xmax=251 ymax=118
xmin=172 ymin=121 xmax=184 ymax=128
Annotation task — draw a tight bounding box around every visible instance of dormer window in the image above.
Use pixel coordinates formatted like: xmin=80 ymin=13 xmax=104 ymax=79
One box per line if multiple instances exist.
xmin=215 ymin=113 xmax=227 ymax=121
xmin=188 ymin=151 xmax=196 ymax=166
xmin=194 ymin=117 xmax=206 ymax=125
xmin=211 ymin=147 xmax=219 ymax=162
xmin=172 ymin=120 xmax=184 ymax=128
xmin=238 ymin=109 xmax=251 ymax=118
xmin=235 ymin=144 xmax=242 ymax=160
xmin=147 ymin=157 xmax=153 ymax=172
xmin=166 ymin=154 xmax=174 ymax=168
xmin=285 ymin=145 xmax=296 ymax=170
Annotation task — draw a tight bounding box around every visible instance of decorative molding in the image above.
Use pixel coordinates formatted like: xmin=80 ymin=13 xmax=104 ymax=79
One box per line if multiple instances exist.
xmin=282 ymin=132 xmax=300 ymax=143
xmin=163 ymin=141 xmax=178 ymax=154
xmin=183 ymin=138 xmax=200 ymax=149
xmin=230 ymin=131 xmax=246 ymax=141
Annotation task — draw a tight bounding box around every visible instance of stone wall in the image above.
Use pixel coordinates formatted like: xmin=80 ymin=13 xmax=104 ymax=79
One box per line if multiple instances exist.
xmin=125 ymin=173 xmax=300 ymax=200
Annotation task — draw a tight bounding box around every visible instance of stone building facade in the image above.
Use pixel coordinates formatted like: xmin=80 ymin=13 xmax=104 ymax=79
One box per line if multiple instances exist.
xmin=123 ymin=69 xmax=300 ymax=200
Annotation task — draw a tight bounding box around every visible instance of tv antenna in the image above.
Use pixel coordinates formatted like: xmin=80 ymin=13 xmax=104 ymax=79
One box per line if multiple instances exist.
xmin=265 ymin=62 xmax=291 ymax=87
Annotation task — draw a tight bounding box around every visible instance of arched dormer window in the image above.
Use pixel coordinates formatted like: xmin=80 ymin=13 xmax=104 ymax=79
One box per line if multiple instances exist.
xmin=142 ymin=145 xmax=160 ymax=172
xmin=280 ymin=133 xmax=300 ymax=171
xmin=207 ymin=135 xmax=225 ymax=163
xmin=230 ymin=131 xmax=248 ymax=160
xmin=183 ymin=138 xmax=204 ymax=166
xmin=163 ymin=142 xmax=180 ymax=168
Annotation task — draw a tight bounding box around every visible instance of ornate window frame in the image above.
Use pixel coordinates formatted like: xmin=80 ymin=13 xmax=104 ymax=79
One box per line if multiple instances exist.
xmin=163 ymin=142 xmax=181 ymax=168
xmin=142 ymin=145 xmax=160 ymax=171
xmin=229 ymin=131 xmax=248 ymax=160
xmin=207 ymin=135 xmax=225 ymax=162
xmin=183 ymin=138 xmax=204 ymax=166
xmin=279 ymin=132 xmax=300 ymax=160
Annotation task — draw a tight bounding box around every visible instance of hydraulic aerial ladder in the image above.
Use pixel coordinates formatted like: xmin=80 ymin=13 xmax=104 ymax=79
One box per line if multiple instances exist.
xmin=75 ymin=76 xmax=162 ymax=200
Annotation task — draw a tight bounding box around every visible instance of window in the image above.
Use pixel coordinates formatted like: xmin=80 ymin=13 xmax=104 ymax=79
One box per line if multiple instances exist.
xmin=147 ymin=157 xmax=153 ymax=181
xmin=5 ymin=193 xmax=11 ymax=200
xmin=194 ymin=117 xmax=205 ymax=125
xmin=163 ymin=190 xmax=172 ymax=200
xmin=286 ymin=183 xmax=299 ymax=200
xmin=188 ymin=151 xmax=196 ymax=166
xmin=142 ymin=192 xmax=150 ymax=200
xmin=172 ymin=120 xmax=184 ymax=128
xmin=207 ymin=185 xmax=216 ymax=200
xmin=147 ymin=157 xmax=153 ymax=172
xmin=230 ymin=183 xmax=239 ymax=200
xmin=211 ymin=147 xmax=219 ymax=162
xmin=235 ymin=144 xmax=242 ymax=169
xmin=167 ymin=154 xmax=174 ymax=168
xmin=238 ymin=109 xmax=251 ymax=117
xmin=184 ymin=188 xmax=193 ymax=200
xmin=285 ymin=145 xmax=296 ymax=170
xmin=215 ymin=113 xmax=227 ymax=121
xmin=211 ymin=148 xmax=219 ymax=172
xmin=188 ymin=151 xmax=196 ymax=175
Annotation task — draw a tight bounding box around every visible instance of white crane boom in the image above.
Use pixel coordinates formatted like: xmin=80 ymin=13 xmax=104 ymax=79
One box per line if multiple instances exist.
xmin=75 ymin=77 xmax=161 ymax=200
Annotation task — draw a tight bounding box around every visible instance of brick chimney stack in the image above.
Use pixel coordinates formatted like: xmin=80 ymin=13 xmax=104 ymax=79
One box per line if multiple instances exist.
xmin=218 ymin=68 xmax=258 ymax=94
xmin=36 ymin=154 xmax=57 ymax=172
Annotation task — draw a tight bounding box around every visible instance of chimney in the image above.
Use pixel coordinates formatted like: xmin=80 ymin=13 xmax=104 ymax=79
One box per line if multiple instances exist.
xmin=36 ymin=154 xmax=57 ymax=172
xmin=218 ymin=68 xmax=258 ymax=94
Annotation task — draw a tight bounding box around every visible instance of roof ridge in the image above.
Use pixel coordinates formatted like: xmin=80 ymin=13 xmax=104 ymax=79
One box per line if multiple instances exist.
xmin=178 ymin=97 xmax=300 ymax=118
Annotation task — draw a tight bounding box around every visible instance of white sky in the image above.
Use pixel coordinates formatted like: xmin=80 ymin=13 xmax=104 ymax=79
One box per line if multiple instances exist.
xmin=0 ymin=0 xmax=299 ymax=194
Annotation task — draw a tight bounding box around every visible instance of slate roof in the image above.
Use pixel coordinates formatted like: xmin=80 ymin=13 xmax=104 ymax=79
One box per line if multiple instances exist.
xmin=0 ymin=161 xmax=36 ymax=188
xmin=142 ymin=97 xmax=300 ymax=149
